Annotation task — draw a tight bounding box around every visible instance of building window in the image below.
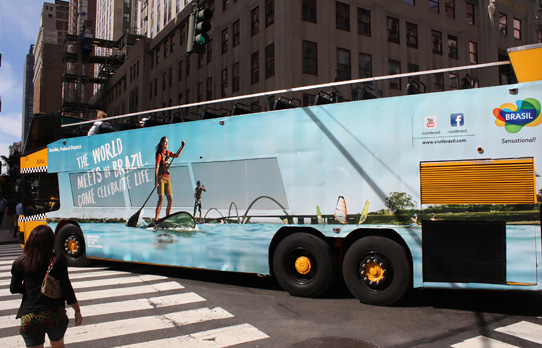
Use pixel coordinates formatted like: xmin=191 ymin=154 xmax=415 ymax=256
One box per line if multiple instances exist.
xmin=180 ymin=23 xmax=186 ymax=45
xmin=265 ymin=43 xmax=275 ymax=79
xmin=407 ymin=63 xmax=419 ymax=74
xmin=466 ymin=3 xmax=475 ymax=25
xmin=469 ymin=41 xmax=478 ymax=64
xmin=445 ymin=0 xmax=454 ymax=18
xmin=186 ymin=57 xmax=190 ymax=77
xmin=337 ymin=48 xmax=351 ymax=80
xmin=448 ymin=35 xmax=458 ymax=59
xmin=198 ymin=82 xmax=203 ymax=102
xmin=164 ymin=39 xmax=168 ymax=59
xmin=429 ymin=0 xmax=439 ymax=13
xmin=154 ymin=78 xmax=158 ymax=97
xmin=434 ymin=73 xmax=444 ymax=91
xmin=232 ymin=62 xmax=240 ymax=93
xmin=251 ymin=7 xmax=259 ymax=36
xmin=170 ymin=34 xmax=175 ymax=52
xmin=233 ymin=20 xmax=240 ymax=47
xmin=218 ymin=69 xmax=226 ymax=97
xmin=358 ymin=8 xmax=370 ymax=36
xmin=499 ymin=13 xmax=507 ymax=35
xmin=207 ymin=39 xmax=213 ymax=64
xmin=265 ymin=0 xmax=274 ymax=27
xmin=207 ymin=77 xmax=212 ymax=100
xmin=389 ymin=60 xmax=401 ymax=90
xmin=223 ymin=0 xmax=231 ymax=11
xmin=336 ymin=1 xmax=350 ymax=31
xmin=151 ymin=51 xmax=154 ymax=69
xmin=169 ymin=68 xmax=173 ymax=87
xmin=359 ymin=53 xmax=372 ymax=78
xmin=251 ymin=51 xmax=260 ymax=84
xmin=163 ymin=72 xmax=166 ymax=91
xmin=406 ymin=22 xmax=418 ymax=48
xmin=302 ymin=0 xmax=316 ymax=23
xmin=178 ymin=60 xmax=183 ymax=81
xmin=387 ymin=17 xmax=400 ymax=44
xmin=156 ymin=47 xmax=160 ymax=65
xmin=432 ymin=30 xmax=442 ymax=55
xmin=449 ymin=73 xmax=459 ymax=89
xmin=302 ymin=40 xmax=317 ymax=75
xmin=513 ymin=18 xmax=521 ymax=39
xmin=222 ymin=28 xmax=228 ymax=54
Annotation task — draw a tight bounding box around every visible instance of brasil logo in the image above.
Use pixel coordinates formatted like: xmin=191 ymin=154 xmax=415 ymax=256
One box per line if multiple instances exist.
xmin=493 ymin=98 xmax=542 ymax=133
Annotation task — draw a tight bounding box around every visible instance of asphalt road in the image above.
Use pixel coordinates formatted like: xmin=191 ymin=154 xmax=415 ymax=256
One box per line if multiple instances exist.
xmin=3 ymin=244 xmax=542 ymax=348
xmin=103 ymin=260 xmax=542 ymax=348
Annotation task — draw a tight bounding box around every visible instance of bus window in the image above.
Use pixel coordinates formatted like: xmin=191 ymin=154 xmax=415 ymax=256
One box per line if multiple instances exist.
xmin=21 ymin=173 xmax=60 ymax=216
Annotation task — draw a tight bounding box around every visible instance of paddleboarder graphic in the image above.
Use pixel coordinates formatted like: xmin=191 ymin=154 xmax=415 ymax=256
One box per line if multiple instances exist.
xmin=155 ymin=137 xmax=186 ymax=222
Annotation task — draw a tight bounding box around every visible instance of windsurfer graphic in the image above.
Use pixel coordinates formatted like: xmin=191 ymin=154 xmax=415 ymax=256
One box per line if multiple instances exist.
xmin=155 ymin=137 xmax=185 ymax=222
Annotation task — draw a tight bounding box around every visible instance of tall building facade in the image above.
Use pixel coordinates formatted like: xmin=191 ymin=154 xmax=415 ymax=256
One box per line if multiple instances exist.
xmin=22 ymin=45 xmax=35 ymax=145
xmin=102 ymin=0 xmax=542 ymax=123
xmin=33 ymin=0 xmax=69 ymax=114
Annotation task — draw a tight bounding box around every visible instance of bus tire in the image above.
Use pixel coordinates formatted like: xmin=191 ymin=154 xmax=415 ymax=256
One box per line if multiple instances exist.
xmin=342 ymin=236 xmax=410 ymax=305
xmin=273 ymin=233 xmax=337 ymax=298
xmin=55 ymin=224 xmax=90 ymax=267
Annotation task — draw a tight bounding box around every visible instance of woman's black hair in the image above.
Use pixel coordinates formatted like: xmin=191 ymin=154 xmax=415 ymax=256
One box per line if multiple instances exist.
xmin=14 ymin=225 xmax=55 ymax=275
xmin=155 ymin=136 xmax=168 ymax=157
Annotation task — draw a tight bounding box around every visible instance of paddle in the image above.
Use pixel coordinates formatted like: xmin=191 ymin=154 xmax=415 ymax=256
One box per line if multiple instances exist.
xmin=126 ymin=141 xmax=185 ymax=227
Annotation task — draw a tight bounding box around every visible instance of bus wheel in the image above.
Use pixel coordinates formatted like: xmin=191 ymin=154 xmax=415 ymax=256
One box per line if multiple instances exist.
xmin=273 ymin=233 xmax=337 ymax=298
xmin=342 ymin=236 xmax=410 ymax=305
xmin=55 ymin=224 xmax=90 ymax=267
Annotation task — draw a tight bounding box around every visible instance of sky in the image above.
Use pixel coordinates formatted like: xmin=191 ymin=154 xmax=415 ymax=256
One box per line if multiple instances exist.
xmin=0 ymin=0 xmax=43 ymax=162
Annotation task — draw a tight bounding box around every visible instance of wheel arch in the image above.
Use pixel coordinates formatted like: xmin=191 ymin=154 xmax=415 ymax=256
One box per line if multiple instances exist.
xmin=53 ymin=219 xmax=82 ymax=238
xmin=268 ymin=226 xmax=335 ymax=277
xmin=341 ymin=228 xmax=413 ymax=270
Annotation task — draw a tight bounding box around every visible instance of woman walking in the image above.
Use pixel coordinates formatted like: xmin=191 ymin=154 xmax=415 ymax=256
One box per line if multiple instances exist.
xmin=10 ymin=225 xmax=82 ymax=348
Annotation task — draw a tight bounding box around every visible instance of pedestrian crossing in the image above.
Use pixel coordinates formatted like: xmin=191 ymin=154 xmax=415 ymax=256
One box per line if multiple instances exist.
xmin=0 ymin=244 xmax=269 ymax=347
xmin=450 ymin=318 xmax=542 ymax=347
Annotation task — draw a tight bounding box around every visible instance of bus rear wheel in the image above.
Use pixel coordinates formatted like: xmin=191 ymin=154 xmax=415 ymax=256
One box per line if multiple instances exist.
xmin=342 ymin=236 xmax=410 ymax=305
xmin=273 ymin=233 xmax=338 ymax=298
xmin=55 ymin=224 xmax=90 ymax=267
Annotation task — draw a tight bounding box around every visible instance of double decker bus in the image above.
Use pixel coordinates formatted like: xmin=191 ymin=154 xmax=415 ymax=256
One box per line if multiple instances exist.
xmin=18 ymin=44 xmax=542 ymax=305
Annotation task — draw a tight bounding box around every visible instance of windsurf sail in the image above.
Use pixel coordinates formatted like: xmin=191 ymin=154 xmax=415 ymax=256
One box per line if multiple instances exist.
xmin=358 ymin=200 xmax=370 ymax=225
xmin=334 ymin=196 xmax=347 ymax=224
xmin=150 ymin=211 xmax=196 ymax=230
xmin=316 ymin=206 xmax=325 ymax=225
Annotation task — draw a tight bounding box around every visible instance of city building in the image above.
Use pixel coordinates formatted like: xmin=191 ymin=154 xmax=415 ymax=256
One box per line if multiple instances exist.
xmin=33 ymin=0 xmax=69 ymax=114
xmin=102 ymin=0 xmax=542 ymax=125
xmin=22 ymin=45 xmax=35 ymax=144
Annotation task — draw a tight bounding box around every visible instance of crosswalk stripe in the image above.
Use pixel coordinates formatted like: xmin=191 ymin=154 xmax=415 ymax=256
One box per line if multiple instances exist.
xmin=115 ymin=323 xmax=270 ymax=348
xmin=0 ymin=292 xmax=206 ymax=330
xmin=0 ymin=270 xmax=132 ymax=287
xmin=2 ymin=307 xmax=234 ymax=347
xmin=0 ymin=281 xmax=185 ymax=311
xmin=0 ymin=274 xmax=167 ymax=297
xmin=495 ymin=321 xmax=542 ymax=344
xmin=451 ymin=335 xmax=520 ymax=348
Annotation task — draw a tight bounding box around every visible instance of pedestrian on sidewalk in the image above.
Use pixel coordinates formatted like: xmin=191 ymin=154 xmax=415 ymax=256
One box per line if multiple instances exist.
xmin=14 ymin=201 xmax=23 ymax=237
xmin=0 ymin=196 xmax=6 ymax=226
xmin=10 ymin=225 xmax=83 ymax=348
xmin=7 ymin=197 xmax=16 ymax=236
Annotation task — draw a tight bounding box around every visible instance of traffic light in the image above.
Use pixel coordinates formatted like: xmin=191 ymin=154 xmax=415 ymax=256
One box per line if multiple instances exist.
xmin=187 ymin=7 xmax=213 ymax=55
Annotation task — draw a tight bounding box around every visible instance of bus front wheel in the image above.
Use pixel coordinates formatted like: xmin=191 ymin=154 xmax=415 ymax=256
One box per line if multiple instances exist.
xmin=55 ymin=224 xmax=90 ymax=267
xmin=342 ymin=236 xmax=410 ymax=305
xmin=273 ymin=233 xmax=338 ymax=298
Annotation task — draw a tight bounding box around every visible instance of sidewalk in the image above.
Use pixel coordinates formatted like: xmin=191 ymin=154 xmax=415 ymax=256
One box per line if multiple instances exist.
xmin=0 ymin=216 xmax=20 ymax=244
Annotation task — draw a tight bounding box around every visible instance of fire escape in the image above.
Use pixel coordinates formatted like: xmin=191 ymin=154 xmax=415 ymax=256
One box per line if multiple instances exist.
xmin=62 ymin=23 xmax=140 ymax=119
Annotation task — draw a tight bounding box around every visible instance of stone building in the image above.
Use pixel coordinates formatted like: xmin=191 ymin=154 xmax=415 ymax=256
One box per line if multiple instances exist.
xmin=103 ymin=0 xmax=542 ymax=124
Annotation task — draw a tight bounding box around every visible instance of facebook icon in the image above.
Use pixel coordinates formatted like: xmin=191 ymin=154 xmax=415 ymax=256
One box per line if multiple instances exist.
xmin=451 ymin=113 xmax=464 ymax=127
